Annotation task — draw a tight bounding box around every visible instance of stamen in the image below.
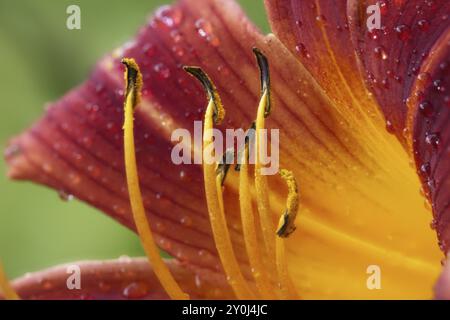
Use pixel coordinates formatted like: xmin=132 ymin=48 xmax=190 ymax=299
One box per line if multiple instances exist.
xmin=276 ymin=169 xmax=299 ymax=299
xmin=122 ymin=58 xmax=189 ymax=300
xmin=253 ymin=49 xmax=276 ymax=266
xmin=0 ymin=261 xmax=19 ymax=300
xmin=185 ymin=66 xmax=255 ymax=299
xmin=238 ymin=141 xmax=276 ymax=299
xmin=277 ymin=170 xmax=299 ymax=238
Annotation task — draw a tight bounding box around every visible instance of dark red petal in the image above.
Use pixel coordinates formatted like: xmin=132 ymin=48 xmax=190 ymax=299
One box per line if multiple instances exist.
xmin=0 ymin=258 xmax=233 ymax=300
xmin=350 ymin=0 xmax=450 ymax=141
xmin=407 ymin=31 xmax=450 ymax=252
xmin=265 ymin=0 xmax=450 ymax=141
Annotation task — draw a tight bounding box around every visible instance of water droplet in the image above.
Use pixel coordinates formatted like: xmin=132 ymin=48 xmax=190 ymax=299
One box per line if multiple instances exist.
xmin=417 ymin=19 xmax=430 ymax=32
xmin=379 ymin=1 xmax=388 ymax=14
xmin=180 ymin=216 xmax=193 ymax=226
xmin=315 ymin=15 xmax=327 ymax=24
xmin=418 ymin=101 xmax=434 ymax=118
xmin=195 ymin=19 xmax=220 ymax=47
xmin=374 ymin=46 xmax=388 ymax=60
xmin=58 ymin=190 xmax=74 ymax=202
xmin=295 ymin=43 xmax=311 ymax=58
xmin=425 ymin=132 xmax=440 ymax=147
xmin=394 ymin=24 xmax=411 ymax=41
xmin=122 ymin=282 xmax=149 ymax=299
xmin=153 ymin=63 xmax=171 ymax=79
xmin=154 ymin=6 xmax=183 ymax=28
xmin=430 ymin=219 xmax=437 ymax=230
xmin=217 ymin=64 xmax=230 ymax=76
xmin=433 ymin=79 xmax=446 ymax=92
xmin=385 ymin=120 xmax=395 ymax=134
xmin=170 ymin=30 xmax=182 ymax=43
xmin=420 ymin=162 xmax=431 ymax=176
xmin=118 ymin=255 xmax=132 ymax=263
xmin=172 ymin=45 xmax=185 ymax=57
xmin=417 ymin=72 xmax=431 ymax=86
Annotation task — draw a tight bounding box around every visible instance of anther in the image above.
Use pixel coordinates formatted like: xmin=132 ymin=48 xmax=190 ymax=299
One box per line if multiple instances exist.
xmin=276 ymin=169 xmax=299 ymax=238
xmin=183 ymin=66 xmax=225 ymax=124
xmin=252 ymin=48 xmax=271 ymax=117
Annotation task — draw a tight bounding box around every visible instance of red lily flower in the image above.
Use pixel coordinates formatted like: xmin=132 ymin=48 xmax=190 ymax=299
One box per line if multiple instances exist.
xmin=2 ymin=0 xmax=450 ymax=299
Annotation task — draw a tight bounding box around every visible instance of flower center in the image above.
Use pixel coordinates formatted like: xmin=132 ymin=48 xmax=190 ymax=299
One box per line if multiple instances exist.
xmin=122 ymin=48 xmax=300 ymax=300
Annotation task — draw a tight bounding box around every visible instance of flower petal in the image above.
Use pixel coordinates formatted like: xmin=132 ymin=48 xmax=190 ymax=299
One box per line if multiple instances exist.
xmin=264 ymin=0 xmax=449 ymax=140
xmin=435 ymin=254 xmax=450 ymax=300
xmin=4 ymin=0 xmax=446 ymax=299
xmin=406 ymin=30 xmax=450 ymax=252
xmin=0 ymin=258 xmax=233 ymax=300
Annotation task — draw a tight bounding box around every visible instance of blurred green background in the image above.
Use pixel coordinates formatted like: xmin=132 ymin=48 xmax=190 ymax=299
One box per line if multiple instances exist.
xmin=0 ymin=0 xmax=268 ymax=278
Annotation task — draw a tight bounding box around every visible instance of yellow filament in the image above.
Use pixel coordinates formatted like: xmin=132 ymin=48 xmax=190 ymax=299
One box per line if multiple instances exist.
xmin=203 ymin=99 xmax=255 ymax=299
xmin=122 ymin=58 xmax=189 ymax=300
xmin=238 ymin=145 xmax=276 ymax=299
xmin=0 ymin=261 xmax=19 ymax=300
xmin=275 ymin=169 xmax=299 ymax=299
xmin=275 ymin=236 xmax=298 ymax=299
xmin=255 ymin=91 xmax=276 ymax=264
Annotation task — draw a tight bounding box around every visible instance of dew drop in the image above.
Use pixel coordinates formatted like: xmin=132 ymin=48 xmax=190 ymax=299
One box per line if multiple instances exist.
xmin=417 ymin=72 xmax=431 ymax=86
xmin=172 ymin=44 xmax=185 ymax=57
xmin=153 ymin=63 xmax=171 ymax=79
xmin=394 ymin=24 xmax=412 ymax=41
xmin=295 ymin=43 xmax=311 ymax=59
xmin=195 ymin=18 xmax=220 ymax=47
xmin=122 ymin=282 xmax=149 ymax=299
xmin=154 ymin=5 xmax=183 ymax=28
xmin=417 ymin=19 xmax=430 ymax=32
xmin=180 ymin=215 xmax=193 ymax=227
xmin=420 ymin=162 xmax=431 ymax=177
xmin=118 ymin=255 xmax=132 ymax=263
xmin=418 ymin=101 xmax=434 ymax=118
xmin=430 ymin=219 xmax=437 ymax=230
xmin=315 ymin=15 xmax=327 ymax=24
xmin=379 ymin=1 xmax=388 ymax=14
xmin=58 ymin=190 xmax=74 ymax=202
xmin=374 ymin=46 xmax=388 ymax=60
xmin=170 ymin=30 xmax=182 ymax=43
xmin=425 ymin=132 xmax=440 ymax=147
xmin=385 ymin=119 xmax=395 ymax=134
